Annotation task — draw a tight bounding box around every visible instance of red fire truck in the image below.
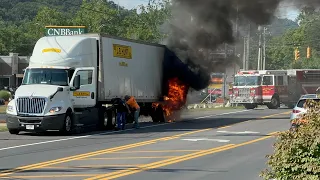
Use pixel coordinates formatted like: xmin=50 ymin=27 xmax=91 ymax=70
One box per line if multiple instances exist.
xmin=230 ymin=69 xmax=320 ymax=109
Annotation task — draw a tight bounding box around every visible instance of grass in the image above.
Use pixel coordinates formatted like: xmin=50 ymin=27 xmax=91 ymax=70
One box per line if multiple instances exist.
xmin=0 ymin=126 xmax=7 ymax=132
xmin=0 ymin=105 xmax=6 ymax=114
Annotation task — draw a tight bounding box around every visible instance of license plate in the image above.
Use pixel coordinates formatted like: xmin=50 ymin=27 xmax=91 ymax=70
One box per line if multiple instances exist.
xmin=26 ymin=125 xmax=34 ymax=130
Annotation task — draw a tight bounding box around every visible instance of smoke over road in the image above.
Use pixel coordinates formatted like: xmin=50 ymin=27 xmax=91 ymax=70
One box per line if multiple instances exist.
xmin=164 ymin=0 xmax=320 ymax=90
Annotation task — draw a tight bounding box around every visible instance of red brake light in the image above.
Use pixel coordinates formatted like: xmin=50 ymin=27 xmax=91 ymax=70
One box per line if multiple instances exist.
xmin=293 ymin=109 xmax=301 ymax=113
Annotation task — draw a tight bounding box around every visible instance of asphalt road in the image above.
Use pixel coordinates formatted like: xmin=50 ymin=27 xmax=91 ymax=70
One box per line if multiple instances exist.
xmin=0 ymin=107 xmax=291 ymax=180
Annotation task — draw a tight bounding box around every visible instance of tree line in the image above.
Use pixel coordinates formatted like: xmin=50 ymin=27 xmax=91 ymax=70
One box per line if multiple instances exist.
xmin=0 ymin=0 xmax=170 ymax=56
xmin=1 ymin=0 xmax=319 ymax=70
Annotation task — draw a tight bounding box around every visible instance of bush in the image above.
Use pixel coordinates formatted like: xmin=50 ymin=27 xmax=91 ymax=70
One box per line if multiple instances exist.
xmin=260 ymin=99 xmax=320 ymax=180
xmin=0 ymin=90 xmax=11 ymax=101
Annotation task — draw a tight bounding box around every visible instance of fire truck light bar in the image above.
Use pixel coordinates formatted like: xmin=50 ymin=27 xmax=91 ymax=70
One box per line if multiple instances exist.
xmin=237 ymin=71 xmax=259 ymax=75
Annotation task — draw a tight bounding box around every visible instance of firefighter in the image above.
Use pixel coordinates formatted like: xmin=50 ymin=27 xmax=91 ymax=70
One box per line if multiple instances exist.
xmin=124 ymin=95 xmax=140 ymax=129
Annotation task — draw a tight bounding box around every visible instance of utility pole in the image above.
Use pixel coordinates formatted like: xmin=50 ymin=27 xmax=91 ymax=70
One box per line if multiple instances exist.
xmin=246 ymin=24 xmax=250 ymax=70
xmin=262 ymin=27 xmax=267 ymax=70
xmin=257 ymin=26 xmax=262 ymax=70
xmin=243 ymin=37 xmax=247 ymax=70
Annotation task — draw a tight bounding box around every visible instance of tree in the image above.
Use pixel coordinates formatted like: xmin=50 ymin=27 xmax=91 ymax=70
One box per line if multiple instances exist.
xmin=261 ymin=100 xmax=320 ymax=180
xmin=122 ymin=0 xmax=171 ymax=43
xmin=73 ymin=0 xmax=122 ymax=35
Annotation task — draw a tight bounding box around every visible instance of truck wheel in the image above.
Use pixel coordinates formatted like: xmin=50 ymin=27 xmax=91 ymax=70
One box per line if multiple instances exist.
xmin=244 ymin=104 xmax=255 ymax=109
xmin=8 ymin=129 xmax=19 ymax=135
xmin=97 ymin=106 xmax=107 ymax=130
xmin=61 ymin=113 xmax=73 ymax=135
xmin=267 ymin=97 xmax=280 ymax=109
xmin=151 ymin=105 xmax=166 ymax=123
xmin=106 ymin=109 xmax=116 ymax=130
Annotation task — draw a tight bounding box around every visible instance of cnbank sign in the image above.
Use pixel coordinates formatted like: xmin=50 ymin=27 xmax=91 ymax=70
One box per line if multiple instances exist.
xmin=45 ymin=26 xmax=88 ymax=36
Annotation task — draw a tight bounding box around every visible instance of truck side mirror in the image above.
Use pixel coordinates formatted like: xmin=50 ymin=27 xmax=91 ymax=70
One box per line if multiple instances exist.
xmin=74 ymin=75 xmax=80 ymax=90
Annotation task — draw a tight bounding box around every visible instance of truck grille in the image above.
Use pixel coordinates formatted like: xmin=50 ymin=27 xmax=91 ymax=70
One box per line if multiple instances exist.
xmin=238 ymin=88 xmax=250 ymax=97
xmin=17 ymin=97 xmax=46 ymax=114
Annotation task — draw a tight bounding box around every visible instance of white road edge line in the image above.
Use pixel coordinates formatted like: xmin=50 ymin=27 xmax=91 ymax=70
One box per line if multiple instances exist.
xmin=0 ymin=109 xmax=250 ymax=151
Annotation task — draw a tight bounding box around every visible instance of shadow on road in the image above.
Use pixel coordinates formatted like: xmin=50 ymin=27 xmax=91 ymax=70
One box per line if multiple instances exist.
xmin=10 ymin=113 xmax=290 ymax=139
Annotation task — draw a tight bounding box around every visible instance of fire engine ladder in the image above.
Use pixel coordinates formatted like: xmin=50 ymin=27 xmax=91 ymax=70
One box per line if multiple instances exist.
xmin=200 ymin=89 xmax=216 ymax=104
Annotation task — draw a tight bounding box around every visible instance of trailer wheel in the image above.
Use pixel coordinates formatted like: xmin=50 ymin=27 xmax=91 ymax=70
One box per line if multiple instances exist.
xmin=151 ymin=105 xmax=166 ymax=123
xmin=267 ymin=96 xmax=280 ymax=109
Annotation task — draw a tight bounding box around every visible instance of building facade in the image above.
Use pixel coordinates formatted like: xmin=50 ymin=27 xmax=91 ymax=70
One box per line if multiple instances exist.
xmin=0 ymin=53 xmax=29 ymax=89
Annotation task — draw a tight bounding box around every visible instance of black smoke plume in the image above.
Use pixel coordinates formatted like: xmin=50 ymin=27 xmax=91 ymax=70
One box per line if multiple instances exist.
xmin=162 ymin=0 xmax=320 ymax=97
xmin=162 ymin=0 xmax=320 ymax=93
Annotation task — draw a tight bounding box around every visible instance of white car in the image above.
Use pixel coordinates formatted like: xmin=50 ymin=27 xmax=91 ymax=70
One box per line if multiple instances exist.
xmin=289 ymin=94 xmax=320 ymax=121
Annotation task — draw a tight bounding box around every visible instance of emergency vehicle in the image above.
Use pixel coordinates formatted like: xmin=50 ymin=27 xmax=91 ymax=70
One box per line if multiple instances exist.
xmin=230 ymin=69 xmax=320 ymax=109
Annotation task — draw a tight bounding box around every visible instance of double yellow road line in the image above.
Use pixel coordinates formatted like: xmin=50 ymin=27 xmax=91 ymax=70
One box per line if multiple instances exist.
xmin=86 ymin=132 xmax=279 ymax=180
xmin=0 ymin=110 xmax=289 ymax=178
xmin=0 ymin=128 xmax=211 ymax=177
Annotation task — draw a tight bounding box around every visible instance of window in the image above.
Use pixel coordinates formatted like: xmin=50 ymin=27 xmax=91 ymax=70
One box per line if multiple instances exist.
xmin=277 ymin=76 xmax=283 ymax=85
xmin=234 ymin=76 xmax=261 ymax=86
xmin=262 ymin=76 xmax=273 ymax=85
xmin=297 ymin=99 xmax=320 ymax=108
xmin=75 ymin=70 xmax=93 ymax=86
xmin=22 ymin=68 xmax=69 ymax=86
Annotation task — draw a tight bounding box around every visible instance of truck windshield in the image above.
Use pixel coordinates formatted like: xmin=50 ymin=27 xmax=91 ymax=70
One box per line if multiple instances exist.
xmin=234 ymin=76 xmax=261 ymax=86
xmin=22 ymin=68 xmax=69 ymax=86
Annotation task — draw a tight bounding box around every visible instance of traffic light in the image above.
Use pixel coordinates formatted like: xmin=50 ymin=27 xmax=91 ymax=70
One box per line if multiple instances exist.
xmin=307 ymin=46 xmax=311 ymax=59
xmin=295 ymin=48 xmax=300 ymax=60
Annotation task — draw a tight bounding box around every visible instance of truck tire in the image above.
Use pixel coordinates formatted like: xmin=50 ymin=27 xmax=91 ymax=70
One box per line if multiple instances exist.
xmin=267 ymin=96 xmax=280 ymax=109
xmin=60 ymin=112 xmax=73 ymax=135
xmin=106 ymin=109 xmax=116 ymax=130
xmin=244 ymin=104 xmax=255 ymax=109
xmin=8 ymin=129 xmax=20 ymax=135
xmin=97 ymin=106 xmax=107 ymax=130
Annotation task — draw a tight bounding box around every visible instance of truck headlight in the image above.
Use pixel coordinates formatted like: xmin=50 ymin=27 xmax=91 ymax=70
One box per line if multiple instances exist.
xmin=6 ymin=105 xmax=13 ymax=112
xmin=49 ymin=107 xmax=62 ymax=113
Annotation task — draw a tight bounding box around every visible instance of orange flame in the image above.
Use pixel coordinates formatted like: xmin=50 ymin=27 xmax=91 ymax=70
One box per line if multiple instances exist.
xmin=152 ymin=77 xmax=189 ymax=122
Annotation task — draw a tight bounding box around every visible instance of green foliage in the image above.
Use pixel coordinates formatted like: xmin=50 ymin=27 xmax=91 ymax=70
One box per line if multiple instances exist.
xmin=0 ymin=0 xmax=171 ymax=56
xmin=260 ymin=99 xmax=320 ymax=180
xmin=0 ymin=90 xmax=11 ymax=101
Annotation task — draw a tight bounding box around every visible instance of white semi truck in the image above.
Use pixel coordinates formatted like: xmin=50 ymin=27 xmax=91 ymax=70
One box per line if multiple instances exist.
xmin=5 ymin=33 xmax=206 ymax=135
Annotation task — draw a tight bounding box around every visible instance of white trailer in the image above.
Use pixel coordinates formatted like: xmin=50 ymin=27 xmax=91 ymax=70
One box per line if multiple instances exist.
xmin=6 ymin=33 xmax=186 ymax=134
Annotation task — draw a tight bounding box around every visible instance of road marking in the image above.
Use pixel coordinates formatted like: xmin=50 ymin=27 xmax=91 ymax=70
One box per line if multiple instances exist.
xmin=39 ymin=164 xmax=145 ymax=169
xmin=0 ymin=128 xmax=211 ymax=177
xmin=86 ymin=132 xmax=279 ymax=180
xmin=181 ymin=138 xmax=230 ymax=142
xmin=82 ymin=156 xmax=177 ymax=160
xmin=0 ymin=174 xmax=103 ymax=179
xmin=84 ymin=144 xmax=235 ymax=180
xmin=217 ymin=125 xmax=231 ymax=129
xmin=260 ymin=111 xmax=291 ymax=118
xmin=108 ymin=150 xmax=201 ymax=153
xmin=216 ymin=130 xmax=260 ymax=134
xmin=0 ymin=110 xmax=249 ymax=152
xmin=194 ymin=110 xmax=250 ymax=119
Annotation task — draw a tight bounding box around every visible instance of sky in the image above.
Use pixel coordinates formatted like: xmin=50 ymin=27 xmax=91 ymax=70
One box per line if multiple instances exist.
xmin=117 ymin=0 xmax=300 ymax=21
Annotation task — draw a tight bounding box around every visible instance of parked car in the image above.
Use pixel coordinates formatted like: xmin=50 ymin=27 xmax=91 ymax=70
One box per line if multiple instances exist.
xmin=289 ymin=94 xmax=320 ymax=130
